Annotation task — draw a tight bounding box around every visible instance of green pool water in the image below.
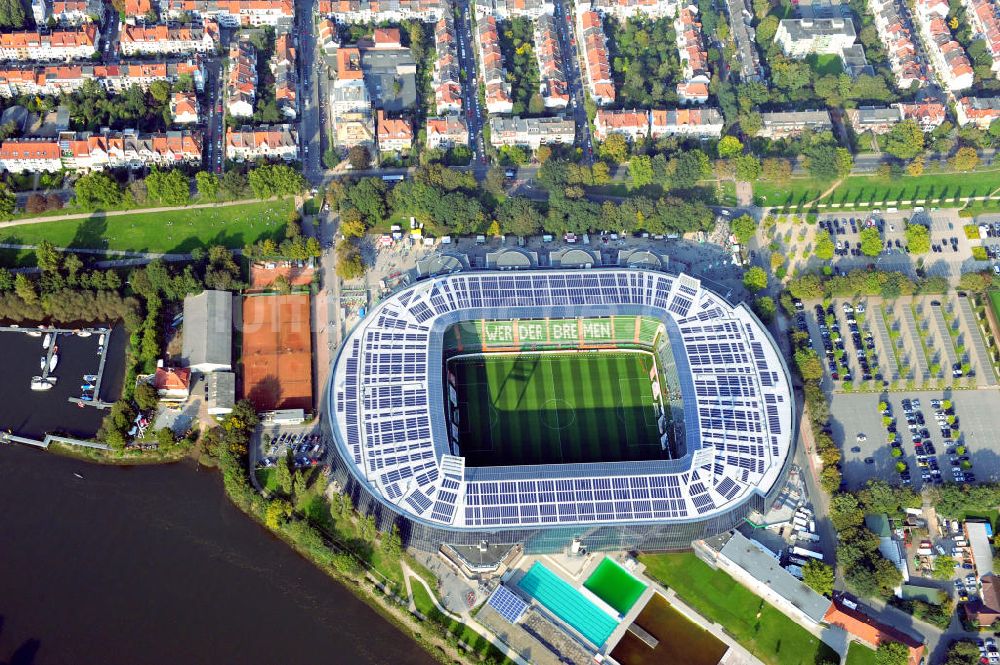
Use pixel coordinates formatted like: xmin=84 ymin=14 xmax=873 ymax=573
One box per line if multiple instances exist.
xmin=584 ymin=558 xmax=647 ymax=615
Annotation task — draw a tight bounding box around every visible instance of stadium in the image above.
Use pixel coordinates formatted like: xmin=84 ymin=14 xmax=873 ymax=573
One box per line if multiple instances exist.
xmin=326 ymin=269 xmax=795 ymax=555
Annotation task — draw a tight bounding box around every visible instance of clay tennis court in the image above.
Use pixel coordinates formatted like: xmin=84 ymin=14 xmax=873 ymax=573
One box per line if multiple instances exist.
xmin=241 ymin=294 xmax=313 ymax=412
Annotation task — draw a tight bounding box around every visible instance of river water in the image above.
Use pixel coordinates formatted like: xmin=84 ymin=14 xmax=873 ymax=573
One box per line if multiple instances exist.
xmin=0 ymin=446 xmax=436 ymax=665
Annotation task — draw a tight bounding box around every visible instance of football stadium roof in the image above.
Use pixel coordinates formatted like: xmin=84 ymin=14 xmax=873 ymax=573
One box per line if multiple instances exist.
xmin=328 ymin=269 xmax=794 ymax=532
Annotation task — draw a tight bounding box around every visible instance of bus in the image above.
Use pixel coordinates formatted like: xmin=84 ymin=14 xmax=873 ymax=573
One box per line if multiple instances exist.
xmin=381 ymin=174 xmax=406 ymax=182
xmin=791 ymin=546 xmax=824 ymax=560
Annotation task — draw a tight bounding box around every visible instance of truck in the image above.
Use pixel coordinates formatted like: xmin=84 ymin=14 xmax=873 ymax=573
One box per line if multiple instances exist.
xmin=796 ymin=531 xmax=821 ymax=543
xmin=793 ymin=515 xmax=809 ymax=528
xmin=791 ymin=546 xmax=824 ymax=560
xmin=785 ymin=565 xmax=804 ymax=579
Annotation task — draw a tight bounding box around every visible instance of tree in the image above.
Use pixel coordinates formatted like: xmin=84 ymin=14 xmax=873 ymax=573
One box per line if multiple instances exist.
xmin=743 ymin=266 xmax=767 ymax=292
xmin=274 ymin=453 xmax=292 ymax=495
xmin=0 ymin=0 xmax=26 ymax=28
xmin=860 ymin=227 xmax=883 ymax=257
xmin=599 ymin=133 xmax=629 ymax=164
xmin=905 ymin=222 xmax=930 ymax=254
xmin=945 ymin=640 xmax=984 ymax=665
xmin=382 ymin=523 xmax=402 ymax=559
xmin=718 ymin=135 xmax=744 ymax=158
xmin=248 ymin=165 xmax=306 ymax=199
xmin=134 ymin=381 xmax=158 ymax=411
xmin=730 ymin=214 xmax=756 ymax=244
xmin=13 ymin=273 xmax=38 ymax=305
xmin=802 ymin=560 xmax=834 ymax=596
xmin=932 ymin=555 xmax=957 ymax=580
xmin=195 ymin=171 xmax=219 ymax=200
xmin=155 ymin=427 xmax=175 ymax=449
xmin=145 ymin=168 xmax=190 ymax=206
xmin=347 ymin=145 xmax=371 ymax=170
xmin=35 ymin=239 xmax=62 ymax=274
xmin=882 ymin=119 xmax=924 ymax=160
xmin=74 ymin=172 xmax=122 ymax=209
xmin=339 ymin=213 xmax=366 ymax=238
xmin=335 ymin=240 xmax=365 ymax=280
xmin=753 ymin=295 xmax=776 ymax=322
xmin=264 ymin=499 xmax=292 ymax=529
xmin=951 ymin=146 xmax=979 ymax=171
xmin=906 ymin=157 xmax=924 ymax=177
xmin=836 ymin=148 xmax=853 ymax=177
xmin=761 ymin=157 xmax=792 ymax=181
xmin=629 ymin=154 xmax=654 ymax=189
xmin=496 ymin=196 xmax=544 ymax=237
xmin=815 ymin=229 xmax=835 ymax=260
xmin=733 ymin=154 xmax=761 ymax=181
xmin=874 ymin=641 xmax=909 ymax=665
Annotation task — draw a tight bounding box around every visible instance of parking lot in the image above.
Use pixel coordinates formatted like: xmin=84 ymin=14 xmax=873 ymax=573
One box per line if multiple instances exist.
xmin=254 ymin=423 xmax=329 ymax=471
xmin=830 ymin=390 xmax=1000 ymax=490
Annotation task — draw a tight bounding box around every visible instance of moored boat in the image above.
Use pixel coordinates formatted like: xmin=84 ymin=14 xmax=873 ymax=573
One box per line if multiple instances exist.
xmin=49 ymin=354 xmax=58 ymax=372
xmin=42 ymin=333 xmax=52 ymax=349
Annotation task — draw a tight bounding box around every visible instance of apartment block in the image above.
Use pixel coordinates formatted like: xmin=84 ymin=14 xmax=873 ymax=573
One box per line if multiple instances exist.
xmin=57 ymin=129 xmax=202 ymax=171
xmin=674 ymin=4 xmax=710 ymax=103
xmin=649 ymin=107 xmax=723 ymax=138
xmin=957 ymin=95 xmax=1000 ymax=127
xmin=171 ymin=90 xmax=200 ymax=124
xmin=272 ymin=29 xmax=297 ymax=120
xmin=165 ymin=0 xmax=294 ymax=26
xmin=534 ymin=14 xmax=569 ymax=108
xmin=594 ymin=109 xmax=648 ymax=140
xmin=226 ymin=39 xmax=256 ymax=118
xmin=120 ymin=21 xmax=219 ymax=55
xmin=0 ymin=58 xmax=205 ymax=97
xmin=425 ymin=115 xmax=468 ymax=149
xmin=317 ymin=0 xmax=441 ymax=24
xmin=475 ymin=14 xmax=514 ymax=114
xmin=377 ymin=110 xmax=413 ymax=152
xmin=578 ymin=9 xmax=615 ymax=105
xmin=962 ymin=0 xmax=1000 ymax=77
xmin=226 ymin=124 xmax=299 ymax=161
xmin=318 ymin=18 xmax=338 ymax=58
xmin=474 ymin=0 xmax=551 ymax=18
xmin=34 ymin=0 xmax=106 ymax=25
xmin=0 ymin=25 xmax=99 ymax=61
xmin=915 ymin=0 xmax=974 ymax=90
xmin=848 ymin=101 xmax=947 ymax=133
xmin=0 ymin=139 xmax=62 ymax=173
xmin=582 ymin=0 xmax=678 ymax=20
xmin=774 ymin=18 xmax=870 ymax=76
xmin=757 ymin=110 xmax=833 ymax=138
xmin=489 ymin=114 xmax=575 ymax=149
xmin=433 ymin=12 xmax=463 ymax=113
xmin=868 ymin=0 xmax=927 ymax=89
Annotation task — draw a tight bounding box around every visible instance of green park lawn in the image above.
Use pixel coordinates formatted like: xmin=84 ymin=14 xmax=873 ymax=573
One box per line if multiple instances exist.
xmin=639 ymin=552 xmax=839 ymax=665
xmin=0 ymin=199 xmax=292 ymax=266
xmin=806 ymin=53 xmax=843 ymax=76
xmin=754 ymin=178 xmax=830 ymax=208
xmin=989 ymin=291 xmax=1000 ymax=331
xmin=845 ymin=643 xmax=879 ymax=665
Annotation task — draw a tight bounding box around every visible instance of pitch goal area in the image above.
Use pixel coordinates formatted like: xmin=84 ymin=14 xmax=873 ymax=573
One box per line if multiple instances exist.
xmin=447 ymin=351 xmax=667 ymax=467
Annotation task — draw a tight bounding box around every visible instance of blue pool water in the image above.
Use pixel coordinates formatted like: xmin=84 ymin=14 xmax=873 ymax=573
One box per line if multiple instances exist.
xmin=517 ymin=562 xmax=619 ymax=646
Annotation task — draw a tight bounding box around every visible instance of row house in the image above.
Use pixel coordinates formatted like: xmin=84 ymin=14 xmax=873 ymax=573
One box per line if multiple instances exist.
xmin=757 ymin=109 xmax=833 ymax=138
xmin=0 ymin=25 xmax=99 ymax=62
xmin=474 ymin=0 xmax=551 ymax=18
xmin=0 ymin=58 xmax=205 ymax=98
xmin=318 ymin=18 xmax=338 ymax=58
xmin=674 ymin=5 xmax=710 ymax=104
xmin=581 ymin=0 xmax=678 ymax=20
xmin=957 ymin=95 xmax=1000 ymax=127
xmin=171 ymin=90 xmax=200 ymax=124
xmin=316 ymin=0 xmax=441 ymax=24
xmin=57 ymin=129 xmax=202 ymax=171
xmin=377 ymin=110 xmax=413 ymax=152
xmin=897 ymin=101 xmax=947 ymax=130
xmin=475 ymin=15 xmax=513 ymax=114
xmin=226 ymin=124 xmax=298 ymax=161
xmin=847 ymin=101 xmax=947 ymax=133
xmin=433 ymin=12 xmax=463 ymax=113
xmin=120 ymin=21 xmax=219 ymax=55
xmin=123 ymin=0 xmax=153 ymax=20
xmin=425 ymin=115 xmax=468 ymax=149
xmin=226 ymin=39 xmax=257 ymax=118
xmin=272 ymin=30 xmax=297 ymax=119
xmin=165 ymin=0 xmax=294 ymax=26
xmin=489 ymin=115 xmax=575 ymax=149
xmin=915 ymin=0 xmax=974 ymax=90
xmin=31 ymin=0 xmax=106 ymax=25
xmin=594 ymin=109 xmax=648 ymax=141
xmin=0 ymin=140 xmax=62 ymax=173
xmin=534 ymin=14 xmax=569 ymax=109
xmin=867 ymin=0 xmax=927 ymax=89
xmin=962 ymin=0 xmax=1000 ymax=77
xmin=578 ymin=10 xmax=615 ymax=106
xmin=649 ymin=107 xmax=723 ymax=138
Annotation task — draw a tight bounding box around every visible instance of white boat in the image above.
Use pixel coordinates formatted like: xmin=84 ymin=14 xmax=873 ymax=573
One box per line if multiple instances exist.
xmin=83 ymin=374 xmax=98 ymax=382
xmin=98 ymin=334 xmax=105 ymax=346
xmin=42 ymin=333 xmax=52 ymax=349
xmin=26 ymin=327 xmax=40 ymax=337
xmin=39 ymin=356 xmax=46 ymax=370
xmin=30 ymin=376 xmax=55 ymax=390
xmin=49 ymin=354 xmax=58 ymax=372
xmin=77 ymin=331 xmax=92 ymax=338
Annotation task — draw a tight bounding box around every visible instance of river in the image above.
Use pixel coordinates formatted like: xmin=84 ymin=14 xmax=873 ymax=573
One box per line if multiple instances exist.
xmin=0 ymin=445 xmax=436 ymax=665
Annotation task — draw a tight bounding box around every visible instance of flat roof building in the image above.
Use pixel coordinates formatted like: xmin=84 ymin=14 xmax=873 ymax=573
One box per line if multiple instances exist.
xmin=181 ymin=289 xmax=233 ymax=373
xmin=205 ymin=370 xmax=236 ymax=415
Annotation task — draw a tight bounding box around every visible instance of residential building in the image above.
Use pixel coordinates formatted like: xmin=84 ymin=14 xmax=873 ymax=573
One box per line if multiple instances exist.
xmin=30 ymin=0 xmax=46 ymax=24
xmin=594 ymin=108 xmax=648 ymax=141
xmin=897 ymin=100 xmax=946 ymax=130
xmin=181 ymin=290 xmax=233 ymax=374
xmin=226 ymin=39 xmax=257 ymax=118
xmin=318 ymin=18 xmax=339 ymax=59
xmin=120 ymin=21 xmax=219 ymax=56
xmin=170 ymin=90 xmax=200 ymax=124
xmin=320 ymin=0 xmax=441 ymax=23
xmin=0 ymin=25 xmax=99 ymax=62
xmin=774 ymin=18 xmax=871 ymax=76
xmin=489 ymin=114 xmax=575 ymax=149
xmin=151 ymin=367 xmax=191 ymax=401
xmin=848 ymin=101 xmax=946 ymax=133
xmin=333 ymin=110 xmax=376 ymax=149
xmin=915 ymin=0 xmax=974 ymax=90
xmin=957 ymin=95 xmax=1000 ymax=127
xmin=0 ymin=58 xmax=206 ymax=98
xmin=674 ymin=4 xmax=710 ymax=103
xmin=962 ymin=0 xmax=1000 ymax=77
xmin=966 ymin=575 xmax=1000 ymax=627
xmin=272 ymin=30 xmax=297 ymax=120
xmin=868 ymin=0 xmax=928 ymax=89
xmin=226 ymin=124 xmax=299 ymax=161
xmin=377 ymin=110 xmax=413 ymax=152
xmin=433 ymin=13 xmax=463 ymax=113
xmin=165 ymin=0 xmax=294 ymax=26
xmin=46 ymin=0 xmax=106 ymax=25
xmin=0 ymin=139 xmax=62 ymax=173
xmin=371 ymin=27 xmax=402 ymax=48
xmin=534 ymin=14 xmax=569 ymax=108
xmin=425 ymin=115 xmax=468 ymax=149
xmin=824 ymin=599 xmax=925 ymax=665
xmin=123 ymin=0 xmax=152 ymax=20
xmin=360 ymin=41 xmax=417 ymax=111
xmin=474 ymin=0 xmax=551 ymax=18
xmin=475 ymin=15 xmax=513 ymax=114
xmin=578 ymin=9 xmax=616 ymax=105
xmin=758 ymin=109 xmax=833 ymax=138
xmin=331 ymin=48 xmax=370 ymax=116
xmin=582 ymin=0 xmax=677 ymax=20
xmin=56 ymin=129 xmax=203 ymax=171
xmin=649 ymin=107 xmax=723 ymax=138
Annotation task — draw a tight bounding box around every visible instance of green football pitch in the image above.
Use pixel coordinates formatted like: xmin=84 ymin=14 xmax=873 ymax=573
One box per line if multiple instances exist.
xmin=450 ymin=352 xmax=666 ymax=467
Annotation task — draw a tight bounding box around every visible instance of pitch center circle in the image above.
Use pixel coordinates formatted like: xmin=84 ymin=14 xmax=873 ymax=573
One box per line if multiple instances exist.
xmin=541 ymin=398 xmax=575 ymax=430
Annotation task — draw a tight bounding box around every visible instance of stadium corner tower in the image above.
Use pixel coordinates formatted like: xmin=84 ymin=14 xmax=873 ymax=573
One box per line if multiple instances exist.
xmin=327 ymin=269 xmax=795 ymax=554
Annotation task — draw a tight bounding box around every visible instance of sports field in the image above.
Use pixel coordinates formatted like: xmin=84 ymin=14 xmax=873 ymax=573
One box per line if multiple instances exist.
xmin=450 ymin=351 xmax=665 ymax=467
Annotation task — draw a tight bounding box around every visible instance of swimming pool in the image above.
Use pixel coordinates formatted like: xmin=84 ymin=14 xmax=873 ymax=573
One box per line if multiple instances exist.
xmin=584 ymin=558 xmax=647 ymax=615
xmin=518 ymin=562 xmax=619 ymax=647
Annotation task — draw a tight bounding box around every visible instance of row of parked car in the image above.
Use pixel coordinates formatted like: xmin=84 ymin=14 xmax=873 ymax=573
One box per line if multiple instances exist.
xmin=260 ymin=432 xmax=327 ymax=469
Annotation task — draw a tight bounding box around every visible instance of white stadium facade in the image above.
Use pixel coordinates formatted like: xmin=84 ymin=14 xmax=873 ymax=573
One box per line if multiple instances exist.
xmin=326 ymin=269 xmax=795 ymax=554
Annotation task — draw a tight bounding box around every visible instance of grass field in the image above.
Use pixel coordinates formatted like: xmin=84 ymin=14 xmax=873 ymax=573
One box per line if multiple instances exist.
xmin=451 ymin=351 xmax=665 ymax=467
xmin=989 ymin=291 xmax=1000 ymax=330
xmin=640 ymin=553 xmax=840 ymax=665
xmin=0 ymin=199 xmax=292 ymax=266
xmin=806 ymin=53 xmax=843 ymax=76
xmin=845 ymin=643 xmax=879 ymax=665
